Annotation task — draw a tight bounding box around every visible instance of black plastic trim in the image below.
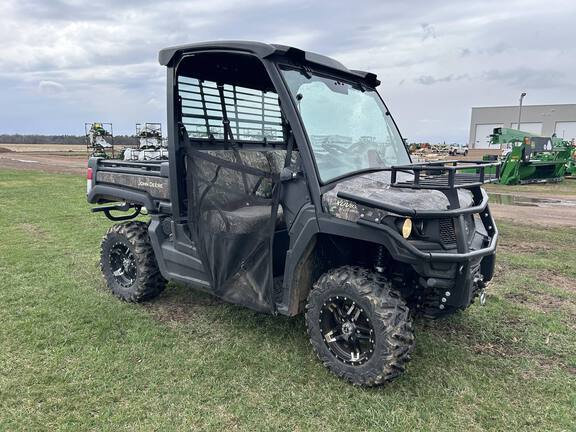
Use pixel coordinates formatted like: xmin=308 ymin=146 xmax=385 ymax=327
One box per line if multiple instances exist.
xmin=356 ymin=218 xmax=498 ymax=262
xmin=87 ymin=185 xmax=156 ymax=210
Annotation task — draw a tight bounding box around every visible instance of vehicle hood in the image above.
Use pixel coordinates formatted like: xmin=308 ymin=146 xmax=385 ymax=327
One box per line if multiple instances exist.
xmin=322 ymin=170 xmax=474 ymax=222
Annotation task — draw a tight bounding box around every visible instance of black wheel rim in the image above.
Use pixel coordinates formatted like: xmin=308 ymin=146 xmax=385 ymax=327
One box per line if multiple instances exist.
xmin=109 ymin=243 xmax=137 ymax=287
xmin=319 ymin=296 xmax=375 ymax=365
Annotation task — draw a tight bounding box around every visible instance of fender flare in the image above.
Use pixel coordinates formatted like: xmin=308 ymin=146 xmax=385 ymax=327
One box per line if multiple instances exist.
xmin=87 ymin=185 xmax=156 ymax=210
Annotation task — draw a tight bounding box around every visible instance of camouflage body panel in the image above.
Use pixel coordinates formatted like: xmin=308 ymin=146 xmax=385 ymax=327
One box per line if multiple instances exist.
xmin=96 ymin=171 xmax=170 ymax=200
xmin=322 ymin=171 xmax=474 ymax=222
xmin=195 ymin=150 xmax=298 ymax=199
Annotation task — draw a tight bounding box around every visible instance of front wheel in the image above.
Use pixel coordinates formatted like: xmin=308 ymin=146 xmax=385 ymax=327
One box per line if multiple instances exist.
xmin=305 ymin=266 xmax=414 ymax=386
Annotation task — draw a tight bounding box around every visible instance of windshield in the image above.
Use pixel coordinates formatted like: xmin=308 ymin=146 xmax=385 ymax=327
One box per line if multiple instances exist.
xmin=281 ymin=68 xmax=410 ymax=183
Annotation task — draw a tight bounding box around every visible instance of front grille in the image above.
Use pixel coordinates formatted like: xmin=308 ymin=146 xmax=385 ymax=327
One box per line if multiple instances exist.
xmin=439 ymin=218 xmax=456 ymax=244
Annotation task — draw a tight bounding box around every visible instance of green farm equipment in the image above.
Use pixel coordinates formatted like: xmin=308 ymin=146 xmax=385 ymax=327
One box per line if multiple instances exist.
xmin=566 ymin=146 xmax=576 ymax=177
xmin=488 ymin=127 xmax=571 ymax=185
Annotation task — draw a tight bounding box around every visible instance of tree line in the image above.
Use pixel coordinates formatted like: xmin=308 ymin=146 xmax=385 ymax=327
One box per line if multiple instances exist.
xmin=0 ymin=134 xmax=139 ymax=146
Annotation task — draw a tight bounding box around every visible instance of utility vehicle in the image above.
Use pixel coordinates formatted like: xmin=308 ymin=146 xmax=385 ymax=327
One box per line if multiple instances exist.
xmin=448 ymin=144 xmax=469 ymax=156
xmin=87 ymin=41 xmax=500 ymax=386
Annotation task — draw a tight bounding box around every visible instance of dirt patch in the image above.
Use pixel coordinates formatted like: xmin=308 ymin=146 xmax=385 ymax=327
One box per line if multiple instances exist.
xmin=504 ymin=288 xmax=576 ymax=318
xmin=18 ymin=223 xmax=48 ymax=240
xmin=475 ymin=344 xmax=576 ymax=377
xmin=0 ymin=146 xmax=14 ymax=153
xmin=0 ymin=152 xmax=87 ymax=175
xmin=0 ymin=143 xmax=86 ymax=153
xmin=497 ymin=241 xmax=555 ymax=254
xmin=471 ymin=340 xmax=526 ymax=358
xmin=422 ymin=314 xmax=575 ymax=376
xmin=431 ymin=319 xmax=576 ymax=377
xmin=534 ymin=270 xmax=576 ymax=294
xmin=488 ymin=181 xmax=576 ymax=227
xmin=493 ymin=265 xmax=575 ymax=295
xmin=142 ymin=287 xmax=223 ymax=325
xmin=491 ymin=203 xmax=576 ymax=227
xmin=420 ymin=313 xmax=524 ymax=345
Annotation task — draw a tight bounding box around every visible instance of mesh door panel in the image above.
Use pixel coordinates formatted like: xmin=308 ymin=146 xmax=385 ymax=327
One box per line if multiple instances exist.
xmin=187 ymin=148 xmax=280 ymax=312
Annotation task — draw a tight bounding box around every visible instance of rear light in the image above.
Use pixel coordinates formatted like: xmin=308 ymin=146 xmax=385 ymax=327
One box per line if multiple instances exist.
xmin=86 ymin=167 xmax=93 ymax=195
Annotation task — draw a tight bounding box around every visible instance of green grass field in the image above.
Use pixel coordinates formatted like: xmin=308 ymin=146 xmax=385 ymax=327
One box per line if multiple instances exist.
xmin=1 ymin=169 xmax=574 ymax=431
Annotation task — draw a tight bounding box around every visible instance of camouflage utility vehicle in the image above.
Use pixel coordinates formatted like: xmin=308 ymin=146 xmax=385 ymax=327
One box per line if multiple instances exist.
xmin=87 ymin=41 xmax=500 ymax=386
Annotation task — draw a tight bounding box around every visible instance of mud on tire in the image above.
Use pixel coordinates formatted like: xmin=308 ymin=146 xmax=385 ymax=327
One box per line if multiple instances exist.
xmin=100 ymin=221 xmax=166 ymax=302
xmin=305 ymin=266 xmax=414 ymax=386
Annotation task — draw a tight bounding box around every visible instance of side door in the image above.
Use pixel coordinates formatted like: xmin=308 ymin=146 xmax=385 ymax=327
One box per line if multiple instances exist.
xmin=169 ymin=51 xmax=291 ymax=312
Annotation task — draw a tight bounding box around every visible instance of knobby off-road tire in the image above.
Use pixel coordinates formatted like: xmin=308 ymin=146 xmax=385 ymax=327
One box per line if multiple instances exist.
xmin=305 ymin=266 xmax=414 ymax=386
xmin=100 ymin=221 xmax=166 ymax=302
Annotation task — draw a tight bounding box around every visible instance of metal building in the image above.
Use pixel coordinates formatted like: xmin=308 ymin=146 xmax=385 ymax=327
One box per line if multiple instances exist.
xmin=468 ymin=104 xmax=576 ymax=149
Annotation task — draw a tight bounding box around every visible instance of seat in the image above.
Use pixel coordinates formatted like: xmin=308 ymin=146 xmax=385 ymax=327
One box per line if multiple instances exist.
xmin=206 ymin=205 xmax=284 ymax=233
xmin=196 ymin=149 xmax=297 ymax=233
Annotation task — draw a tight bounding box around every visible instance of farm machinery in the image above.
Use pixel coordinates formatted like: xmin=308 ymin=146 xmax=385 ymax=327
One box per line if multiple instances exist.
xmin=123 ymin=123 xmax=168 ymax=161
xmin=85 ymin=122 xmax=114 ymax=158
xmin=488 ymin=127 xmax=571 ymax=185
xmin=566 ymin=146 xmax=576 ymax=177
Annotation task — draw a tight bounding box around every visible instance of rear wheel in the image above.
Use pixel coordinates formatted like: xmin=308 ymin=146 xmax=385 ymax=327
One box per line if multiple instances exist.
xmin=305 ymin=266 xmax=414 ymax=386
xmin=100 ymin=221 xmax=166 ymax=302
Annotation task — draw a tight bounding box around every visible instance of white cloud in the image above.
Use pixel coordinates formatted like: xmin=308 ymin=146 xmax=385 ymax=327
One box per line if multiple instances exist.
xmin=38 ymin=80 xmax=65 ymax=94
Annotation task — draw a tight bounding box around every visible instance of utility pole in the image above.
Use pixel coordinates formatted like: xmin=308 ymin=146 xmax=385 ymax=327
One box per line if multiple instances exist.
xmin=517 ymin=92 xmax=526 ymax=130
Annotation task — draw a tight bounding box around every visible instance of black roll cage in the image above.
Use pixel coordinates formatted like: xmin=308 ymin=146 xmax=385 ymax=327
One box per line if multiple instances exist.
xmin=164 ymin=45 xmax=412 ymax=223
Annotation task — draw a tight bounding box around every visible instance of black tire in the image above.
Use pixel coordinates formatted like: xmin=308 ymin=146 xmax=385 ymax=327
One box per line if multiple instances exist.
xmin=100 ymin=221 xmax=166 ymax=302
xmin=305 ymin=266 xmax=414 ymax=386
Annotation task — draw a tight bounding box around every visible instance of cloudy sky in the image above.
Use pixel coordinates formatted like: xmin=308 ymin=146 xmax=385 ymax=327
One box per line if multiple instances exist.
xmin=1 ymin=0 xmax=575 ymax=143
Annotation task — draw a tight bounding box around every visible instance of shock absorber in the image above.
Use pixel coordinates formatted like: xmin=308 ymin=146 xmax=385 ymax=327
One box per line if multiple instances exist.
xmin=374 ymin=245 xmax=386 ymax=273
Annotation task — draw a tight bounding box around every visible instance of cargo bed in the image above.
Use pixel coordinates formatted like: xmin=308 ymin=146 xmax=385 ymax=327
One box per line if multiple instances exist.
xmin=87 ymin=158 xmax=171 ymax=213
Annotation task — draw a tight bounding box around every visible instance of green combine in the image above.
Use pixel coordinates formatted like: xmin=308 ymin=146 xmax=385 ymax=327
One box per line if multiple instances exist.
xmin=486 ymin=127 xmax=572 ymax=185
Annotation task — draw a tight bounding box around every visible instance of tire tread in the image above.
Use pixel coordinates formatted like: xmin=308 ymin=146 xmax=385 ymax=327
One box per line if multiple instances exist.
xmin=305 ymin=266 xmax=414 ymax=387
xmin=100 ymin=221 xmax=166 ymax=302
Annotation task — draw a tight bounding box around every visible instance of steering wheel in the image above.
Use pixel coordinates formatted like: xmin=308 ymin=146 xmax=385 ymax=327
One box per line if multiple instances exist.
xmin=348 ymin=139 xmax=385 ymax=154
xmin=320 ymin=142 xmax=349 ymax=154
xmin=315 ymin=147 xmax=356 ymax=168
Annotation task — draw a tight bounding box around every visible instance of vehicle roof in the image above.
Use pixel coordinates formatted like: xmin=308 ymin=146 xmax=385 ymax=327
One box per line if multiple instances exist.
xmin=158 ymin=40 xmax=379 ymax=86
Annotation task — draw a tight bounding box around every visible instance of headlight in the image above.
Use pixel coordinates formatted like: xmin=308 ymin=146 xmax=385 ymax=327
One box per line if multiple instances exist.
xmin=401 ymin=218 xmax=412 ymax=239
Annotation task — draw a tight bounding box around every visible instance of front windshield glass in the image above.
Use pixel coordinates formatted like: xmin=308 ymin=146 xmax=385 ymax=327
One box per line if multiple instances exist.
xmin=281 ymin=68 xmax=410 ymax=183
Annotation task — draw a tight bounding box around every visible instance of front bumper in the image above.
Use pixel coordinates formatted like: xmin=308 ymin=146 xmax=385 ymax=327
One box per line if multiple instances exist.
xmin=338 ymin=187 xmax=498 ymax=316
xmin=340 ymin=188 xmax=497 ymax=260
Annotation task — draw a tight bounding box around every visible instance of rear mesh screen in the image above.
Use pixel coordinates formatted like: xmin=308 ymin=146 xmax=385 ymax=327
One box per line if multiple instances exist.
xmin=178 ymin=76 xmax=284 ymax=143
